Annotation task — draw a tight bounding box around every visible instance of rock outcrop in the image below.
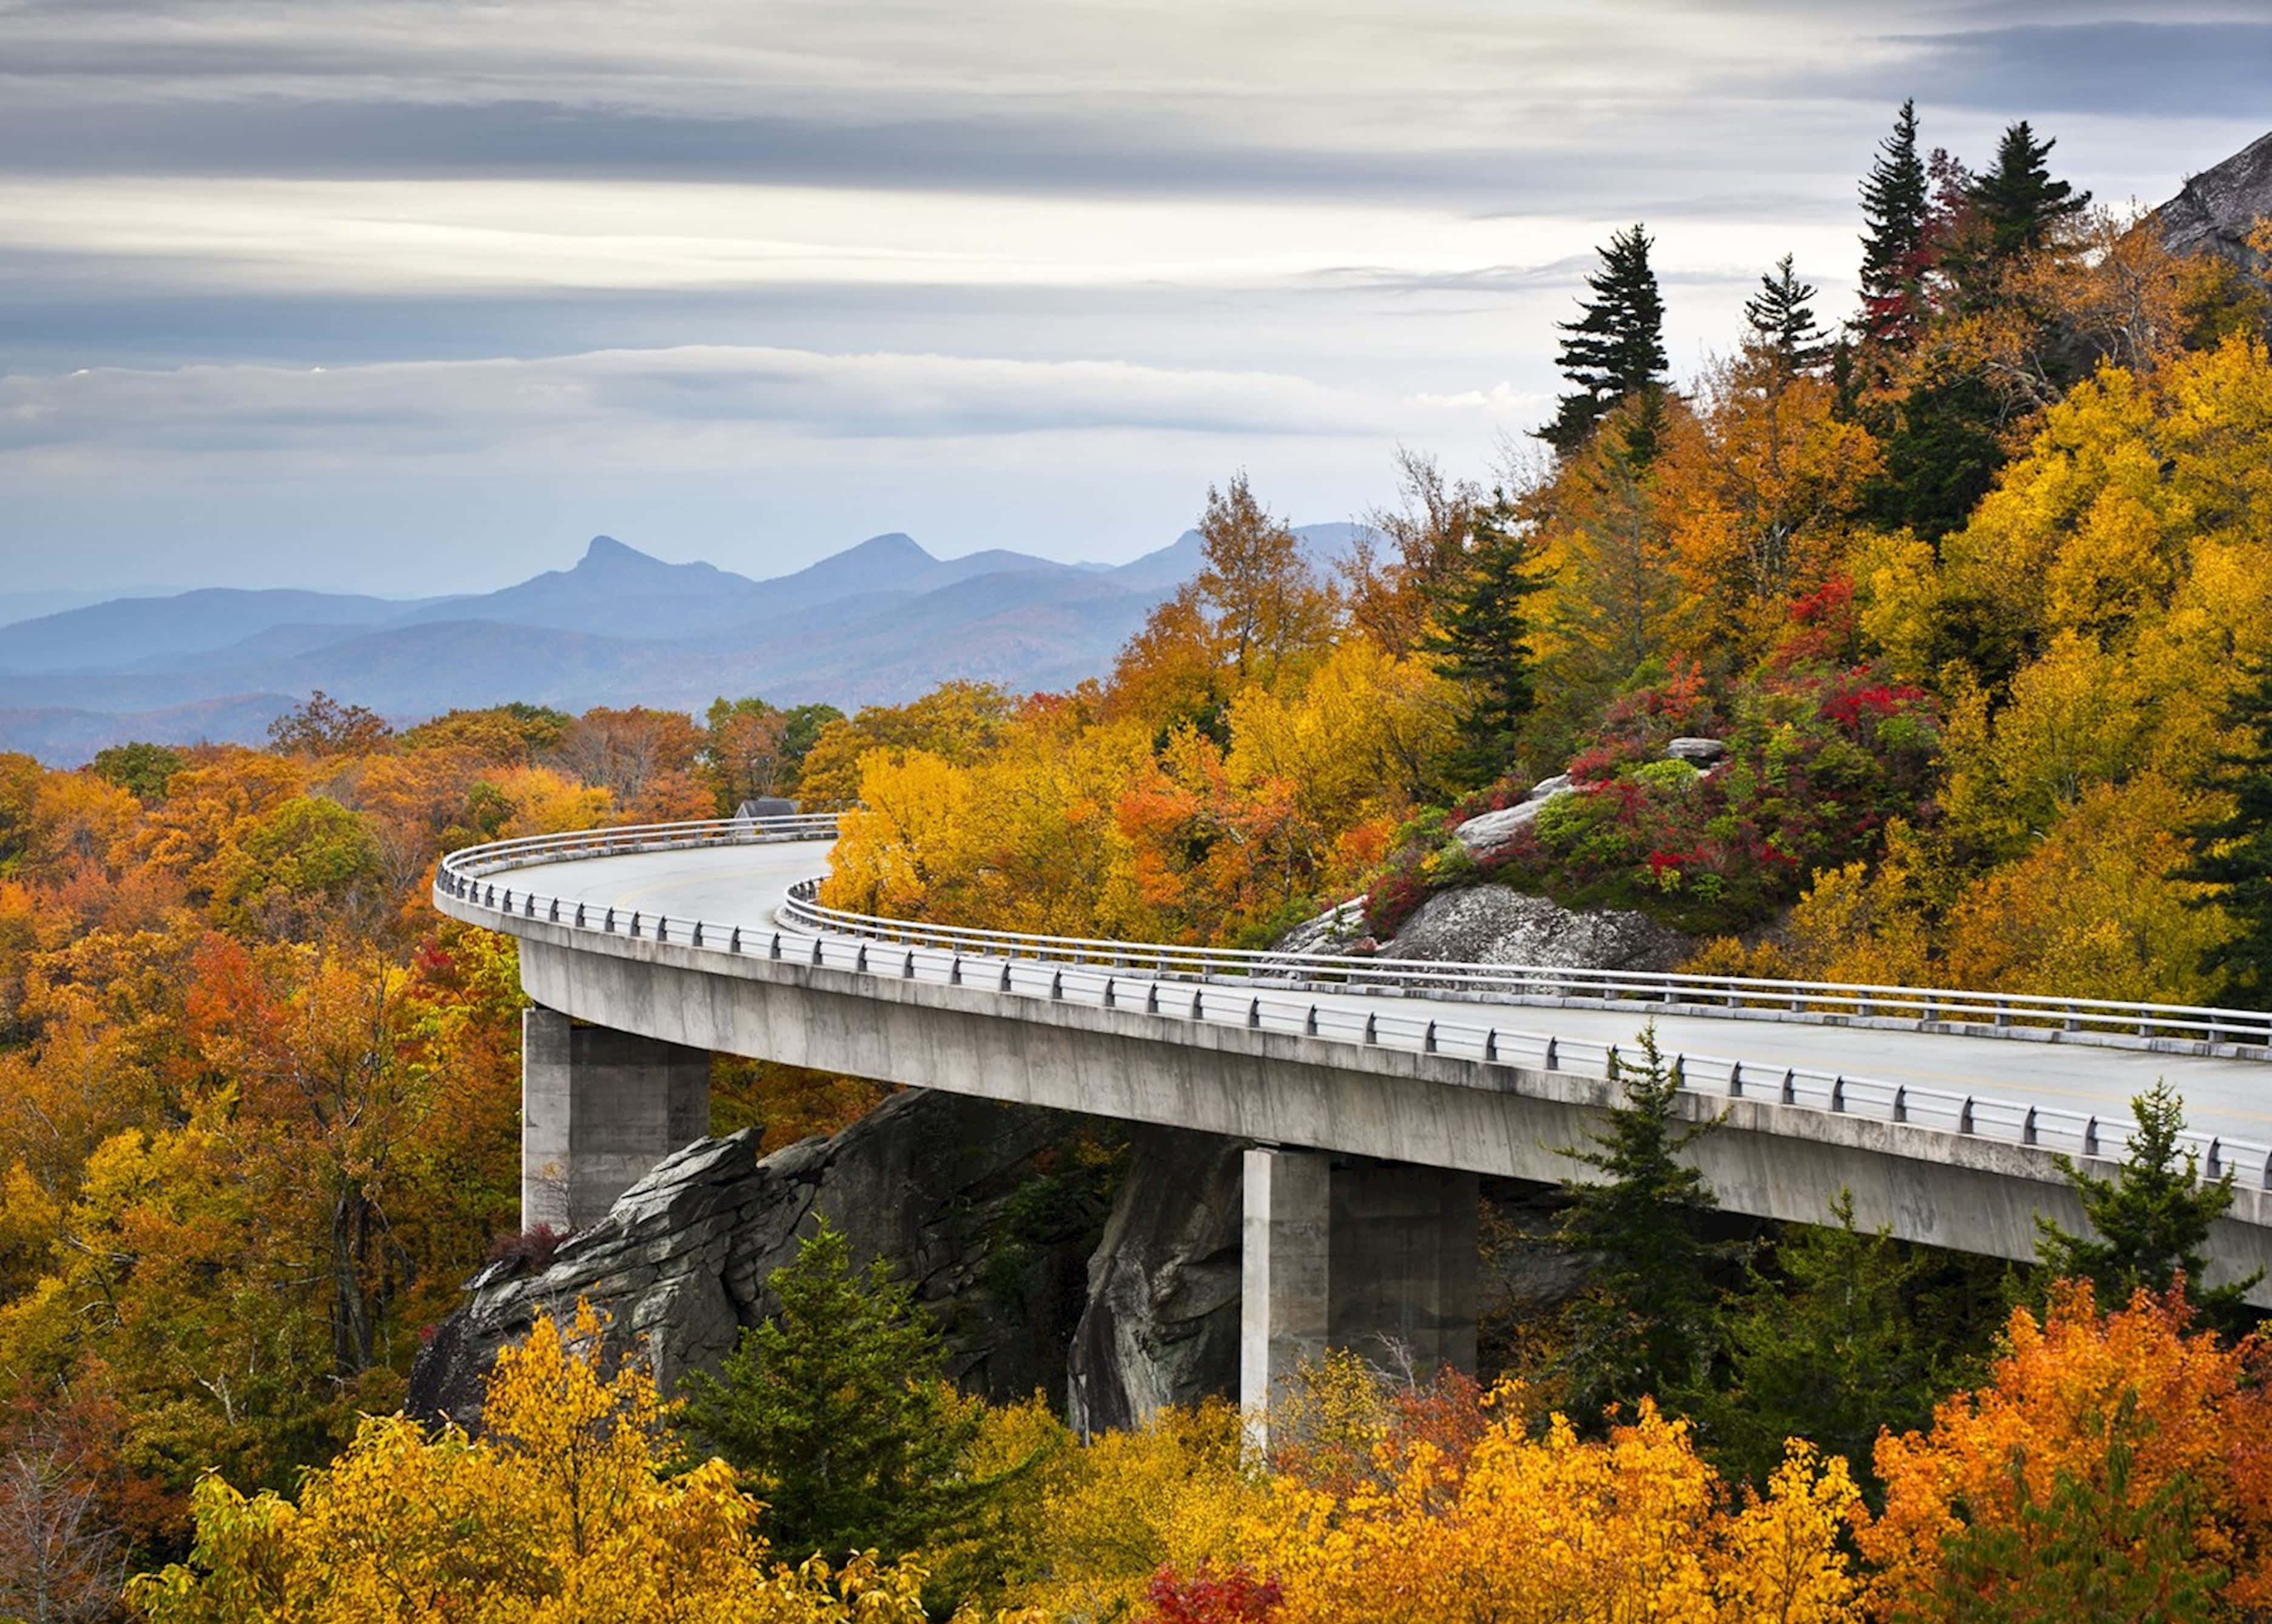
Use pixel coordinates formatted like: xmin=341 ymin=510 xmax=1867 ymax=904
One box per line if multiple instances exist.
xmin=1452 ymin=774 xmax=1575 ymax=858
xmin=409 ymin=1088 xmax=1111 ymax=1429
xmin=1066 ymin=1126 xmax=1246 ymax=1435
xmin=1381 ymin=884 xmax=1688 ymax=973
xmin=2160 ymin=130 xmax=2272 ymax=276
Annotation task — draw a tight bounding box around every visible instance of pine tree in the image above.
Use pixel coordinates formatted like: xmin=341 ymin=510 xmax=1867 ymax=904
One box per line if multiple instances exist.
xmin=2036 ymin=1083 xmax=2259 ymax=1324
xmin=1550 ymin=1025 xmax=1728 ymax=1418
xmin=1425 ymin=497 xmax=1544 ymax=790
xmin=1540 ymin=225 xmax=1668 ymax=457
xmin=678 ymin=1218 xmax=991 ymax=1564
xmin=1970 ymin=120 xmax=2090 ymax=261
xmin=1857 ymin=100 xmax=1929 ymax=346
xmin=1698 ymin=1190 xmax=1937 ymax=1492
xmin=1742 ymin=254 xmax=1834 ymax=375
xmin=2184 ymin=660 xmax=2272 ymax=1001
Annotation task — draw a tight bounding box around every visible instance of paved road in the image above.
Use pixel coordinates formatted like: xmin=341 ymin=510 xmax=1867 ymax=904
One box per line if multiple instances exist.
xmin=482 ymin=839 xmax=2272 ymax=1161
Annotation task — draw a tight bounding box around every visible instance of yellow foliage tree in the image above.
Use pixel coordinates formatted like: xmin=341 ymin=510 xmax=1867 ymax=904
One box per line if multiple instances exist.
xmin=1246 ymin=1393 xmax=1860 ymax=1624
xmin=127 ymin=1301 xmax=930 ymax=1624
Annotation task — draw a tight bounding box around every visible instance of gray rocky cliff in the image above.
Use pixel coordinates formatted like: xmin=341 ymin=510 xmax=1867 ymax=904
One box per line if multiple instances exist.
xmin=1065 ymin=1126 xmax=1244 ymax=1435
xmin=2160 ymin=130 xmax=2272 ymax=276
xmin=409 ymin=1088 xmax=1110 ymax=1430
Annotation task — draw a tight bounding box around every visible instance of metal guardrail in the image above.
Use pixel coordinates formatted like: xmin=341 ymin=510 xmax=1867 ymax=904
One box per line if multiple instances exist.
xmin=435 ymin=816 xmax=2272 ymax=1190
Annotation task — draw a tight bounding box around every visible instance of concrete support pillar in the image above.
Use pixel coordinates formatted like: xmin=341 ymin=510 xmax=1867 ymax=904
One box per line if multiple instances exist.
xmin=1330 ymin=1164 xmax=1479 ymax=1377
xmin=522 ymin=1006 xmax=711 ymax=1233
xmin=1241 ymin=1145 xmax=1331 ymax=1440
xmin=1240 ymin=1150 xmax=1479 ymax=1450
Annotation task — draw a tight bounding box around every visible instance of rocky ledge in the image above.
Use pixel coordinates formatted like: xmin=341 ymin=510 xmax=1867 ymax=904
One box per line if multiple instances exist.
xmin=410 ymin=1088 xmax=1111 ymax=1429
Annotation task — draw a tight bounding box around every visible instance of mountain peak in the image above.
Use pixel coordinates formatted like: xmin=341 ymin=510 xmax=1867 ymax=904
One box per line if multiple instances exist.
xmin=578 ymin=534 xmax=667 ymax=572
xmin=842 ymin=532 xmax=934 ymax=567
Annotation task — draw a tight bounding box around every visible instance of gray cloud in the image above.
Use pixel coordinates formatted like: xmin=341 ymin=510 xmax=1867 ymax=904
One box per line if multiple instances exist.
xmin=0 ymin=0 xmax=2260 ymax=592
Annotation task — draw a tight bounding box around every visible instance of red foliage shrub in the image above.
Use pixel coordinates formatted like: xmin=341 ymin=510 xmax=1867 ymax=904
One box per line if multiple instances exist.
xmin=1144 ymin=1561 xmax=1284 ymax=1624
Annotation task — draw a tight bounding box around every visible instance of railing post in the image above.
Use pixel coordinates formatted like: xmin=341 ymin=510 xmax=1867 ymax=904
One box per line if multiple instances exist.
xmin=1103 ymin=977 xmax=1115 ymax=1009
xmin=1190 ymin=988 xmax=1205 ymax=1020
xmin=2022 ymin=1106 xmax=2038 ymax=1145
xmin=692 ymin=921 xmax=703 ymax=947
xmin=949 ymin=955 xmax=962 ymax=986
xmin=1249 ymin=997 xmax=1263 ymax=1029
xmin=1728 ymin=1061 xmax=1742 ymax=1099
xmin=855 ymin=943 xmax=868 ymax=973
xmin=1484 ymin=1028 xmax=1498 ymax=1062
xmin=1000 ymin=961 xmax=1013 ymax=991
xmin=1670 ymin=1054 xmax=1684 ymax=1087
xmin=1780 ymin=1068 xmax=1795 ymax=1105
xmin=1146 ymin=984 xmax=1160 ymax=1015
xmin=2084 ymin=1116 xmax=2100 ymax=1157
xmin=1543 ymin=1036 xmax=1558 ymax=1071
xmin=1424 ymin=1020 xmax=1438 ymax=1054
xmin=656 ymin=916 xmax=667 ymax=942
xmin=2207 ymin=1138 xmax=2223 ymax=1179
xmin=1959 ymin=1097 xmax=1976 ymax=1135
xmin=1305 ymin=1005 xmax=1320 ymax=1037
xmin=1050 ymin=970 xmax=1063 ymax=1000
xmin=604 ymin=907 xmax=615 ymax=932
xmin=1830 ymin=1075 xmax=1845 ymax=1113
xmin=811 ymin=938 xmax=824 ymax=967
xmin=902 ymin=949 xmax=916 ymax=978
xmin=549 ymin=899 xmax=559 ymax=922
xmin=1363 ymin=1012 xmax=1377 ymax=1045
xmin=1892 ymin=1085 xmax=1907 ymax=1124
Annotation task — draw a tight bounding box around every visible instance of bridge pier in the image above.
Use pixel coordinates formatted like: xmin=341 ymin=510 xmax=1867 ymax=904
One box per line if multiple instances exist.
xmin=522 ymin=1007 xmax=710 ymax=1233
xmin=1241 ymin=1146 xmax=1478 ymax=1447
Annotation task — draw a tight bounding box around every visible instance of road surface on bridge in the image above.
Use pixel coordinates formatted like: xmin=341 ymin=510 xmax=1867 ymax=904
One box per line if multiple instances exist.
xmin=481 ymin=836 xmax=2272 ymax=1158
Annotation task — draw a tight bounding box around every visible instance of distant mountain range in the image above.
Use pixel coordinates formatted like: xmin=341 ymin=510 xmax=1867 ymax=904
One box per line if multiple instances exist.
xmin=0 ymin=525 xmax=1366 ymax=763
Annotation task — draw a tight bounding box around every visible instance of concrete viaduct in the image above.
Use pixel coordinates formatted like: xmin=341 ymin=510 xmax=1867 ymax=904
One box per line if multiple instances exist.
xmin=435 ymin=818 xmax=2272 ymax=1418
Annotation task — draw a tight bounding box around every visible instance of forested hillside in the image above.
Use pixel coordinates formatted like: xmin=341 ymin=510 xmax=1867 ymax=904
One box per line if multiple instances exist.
xmin=4 ymin=106 xmax=2272 ymax=1620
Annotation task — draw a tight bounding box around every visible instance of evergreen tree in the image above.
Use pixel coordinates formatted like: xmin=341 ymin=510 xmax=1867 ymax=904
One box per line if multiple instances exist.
xmin=1742 ymin=253 xmax=1834 ymax=375
xmin=1550 ymin=1025 xmax=1728 ymax=1418
xmin=1857 ymin=99 xmax=1930 ymax=346
xmin=1697 ymin=1190 xmax=1938 ymax=1492
xmin=1969 ymin=120 xmax=2091 ymax=262
xmin=1425 ymin=497 xmax=1544 ymax=790
xmin=678 ymin=1218 xmax=991 ymax=1564
xmin=2036 ymin=1083 xmax=2259 ymax=1324
xmin=2183 ymin=660 xmax=2272 ymax=1001
xmin=1540 ymin=225 xmax=1668 ymax=457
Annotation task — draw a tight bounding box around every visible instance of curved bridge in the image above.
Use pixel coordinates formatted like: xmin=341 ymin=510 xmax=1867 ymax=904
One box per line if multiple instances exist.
xmin=435 ymin=817 xmax=2272 ymax=1412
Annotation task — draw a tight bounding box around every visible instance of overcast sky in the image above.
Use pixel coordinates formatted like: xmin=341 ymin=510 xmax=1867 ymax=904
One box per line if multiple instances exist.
xmin=2 ymin=0 xmax=2265 ymax=596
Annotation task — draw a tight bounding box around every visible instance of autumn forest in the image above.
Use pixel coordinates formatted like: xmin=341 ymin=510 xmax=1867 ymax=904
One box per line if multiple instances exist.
xmin=8 ymin=104 xmax=2272 ymax=1621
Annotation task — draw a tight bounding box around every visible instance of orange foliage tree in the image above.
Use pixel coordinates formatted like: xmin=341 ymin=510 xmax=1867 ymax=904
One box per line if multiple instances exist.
xmin=1861 ymin=1283 xmax=2272 ymax=1620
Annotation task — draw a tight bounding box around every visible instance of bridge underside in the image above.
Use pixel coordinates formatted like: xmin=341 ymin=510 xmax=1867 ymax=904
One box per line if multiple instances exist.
xmin=500 ymin=927 xmax=2272 ymax=1427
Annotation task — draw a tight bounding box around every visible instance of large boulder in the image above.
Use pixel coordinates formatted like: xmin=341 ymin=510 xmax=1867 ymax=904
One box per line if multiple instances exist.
xmin=1066 ymin=1127 xmax=1245 ymax=1435
xmin=1453 ymin=775 xmax=1577 ymax=858
xmin=1382 ymin=884 xmax=1688 ymax=973
xmin=409 ymin=1088 xmax=1108 ymax=1430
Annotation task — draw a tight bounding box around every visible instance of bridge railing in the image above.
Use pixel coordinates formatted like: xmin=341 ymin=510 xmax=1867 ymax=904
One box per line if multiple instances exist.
xmin=432 ymin=817 xmax=2272 ymax=1190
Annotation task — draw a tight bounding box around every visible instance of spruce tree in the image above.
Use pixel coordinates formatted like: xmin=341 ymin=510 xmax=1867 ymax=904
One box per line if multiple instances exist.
xmin=2036 ymin=1083 xmax=2259 ymax=1324
xmin=1742 ymin=254 xmax=1834 ymax=375
xmin=1540 ymin=224 xmax=1667 ymax=457
xmin=1551 ymin=1025 xmax=1728 ymax=1418
xmin=1698 ymin=1190 xmax=1938 ymax=1492
xmin=1856 ymin=99 xmax=1929 ymax=346
xmin=678 ymin=1218 xmax=991 ymax=1564
xmin=2183 ymin=660 xmax=2272 ymax=1001
xmin=1425 ymin=497 xmax=1544 ymax=790
xmin=1970 ymin=121 xmax=2090 ymax=261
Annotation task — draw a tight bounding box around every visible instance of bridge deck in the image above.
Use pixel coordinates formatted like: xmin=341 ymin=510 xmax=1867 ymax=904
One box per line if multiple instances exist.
xmin=485 ymin=839 xmax=2272 ymax=1155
